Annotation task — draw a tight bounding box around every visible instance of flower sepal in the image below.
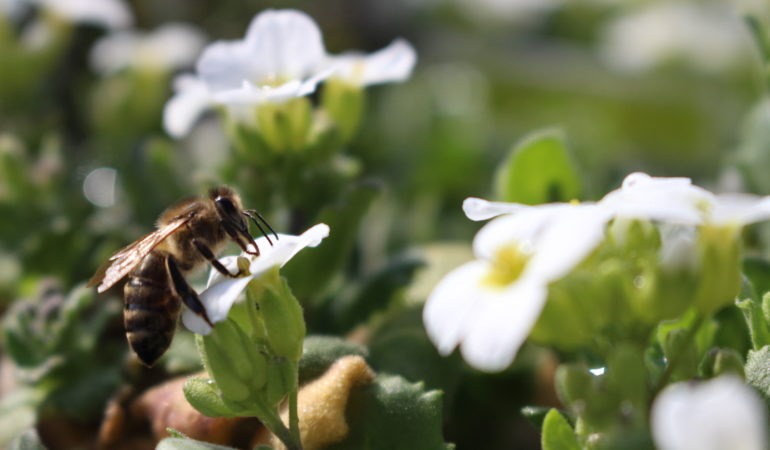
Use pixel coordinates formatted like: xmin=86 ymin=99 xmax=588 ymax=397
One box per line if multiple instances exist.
xmin=321 ymin=78 xmax=365 ymax=143
xmin=254 ymin=97 xmax=313 ymax=154
xmin=694 ymin=225 xmax=742 ymax=316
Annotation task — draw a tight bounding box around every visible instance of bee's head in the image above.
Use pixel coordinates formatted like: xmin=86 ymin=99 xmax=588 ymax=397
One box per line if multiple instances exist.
xmin=210 ymin=186 xmax=245 ymax=225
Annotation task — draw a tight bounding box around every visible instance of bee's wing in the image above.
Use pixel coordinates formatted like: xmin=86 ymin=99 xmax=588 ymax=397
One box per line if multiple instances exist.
xmin=88 ymin=218 xmax=190 ymax=293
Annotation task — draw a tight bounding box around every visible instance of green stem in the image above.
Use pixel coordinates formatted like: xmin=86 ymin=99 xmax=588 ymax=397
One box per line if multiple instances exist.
xmin=288 ymin=382 xmax=301 ymax=447
xmin=652 ymin=314 xmax=704 ymax=398
xmin=250 ymin=400 xmax=303 ymax=450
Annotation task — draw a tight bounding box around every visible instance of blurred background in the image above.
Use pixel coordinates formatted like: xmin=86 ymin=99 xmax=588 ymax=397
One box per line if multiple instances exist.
xmin=1 ymin=0 xmax=769 ymax=448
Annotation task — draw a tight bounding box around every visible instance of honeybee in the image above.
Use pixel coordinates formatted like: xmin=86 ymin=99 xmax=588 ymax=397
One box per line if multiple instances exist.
xmin=88 ymin=186 xmax=276 ymax=367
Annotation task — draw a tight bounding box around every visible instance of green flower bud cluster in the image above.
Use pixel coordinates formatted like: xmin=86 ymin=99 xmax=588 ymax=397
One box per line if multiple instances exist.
xmin=184 ymin=267 xmax=305 ymax=448
xmin=531 ymin=219 xmax=745 ymax=356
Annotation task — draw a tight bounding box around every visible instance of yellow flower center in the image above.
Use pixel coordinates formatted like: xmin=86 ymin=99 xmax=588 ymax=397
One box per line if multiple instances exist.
xmin=481 ymin=243 xmax=531 ymax=288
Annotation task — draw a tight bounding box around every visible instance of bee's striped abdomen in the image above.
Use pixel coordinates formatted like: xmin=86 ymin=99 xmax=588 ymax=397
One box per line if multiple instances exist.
xmin=123 ymin=251 xmax=181 ymax=367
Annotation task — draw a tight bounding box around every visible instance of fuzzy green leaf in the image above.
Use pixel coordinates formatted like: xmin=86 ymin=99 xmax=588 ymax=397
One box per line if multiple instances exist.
xmin=328 ymin=374 xmax=453 ymax=450
xmin=541 ymin=409 xmax=580 ymax=450
xmin=494 ymin=128 xmax=582 ymax=204
xmin=745 ymin=345 xmax=770 ymax=404
xmin=299 ymin=335 xmax=368 ymax=384
xmin=7 ymin=429 xmax=46 ymax=450
xmin=183 ymin=377 xmax=235 ymax=418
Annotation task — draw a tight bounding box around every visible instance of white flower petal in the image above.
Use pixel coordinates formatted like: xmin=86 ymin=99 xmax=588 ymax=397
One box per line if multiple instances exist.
xmin=38 ymin=0 xmax=133 ymax=29
xmin=423 ymin=260 xmax=489 ymax=356
xmin=197 ymin=41 xmax=255 ymax=92
xmin=711 ymin=194 xmax=770 ymax=225
xmin=652 ymin=376 xmax=767 ymax=450
xmin=524 ymin=205 xmax=612 ymax=281
xmin=91 ymin=24 xmax=205 ymax=75
xmin=460 ymin=278 xmax=547 ymax=371
xmin=182 ymin=224 xmax=330 ymax=335
xmin=601 ymin=173 xmax=713 ymax=225
xmin=472 ymin=204 xmax=571 ymax=260
xmin=163 ymin=75 xmax=212 ymax=138
xmin=329 ymin=38 xmax=417 ymax=86
xmin=243 ymin=9 xmax=326 ymax=80
xmin=462 ymin=197 xmax=528 ymax=221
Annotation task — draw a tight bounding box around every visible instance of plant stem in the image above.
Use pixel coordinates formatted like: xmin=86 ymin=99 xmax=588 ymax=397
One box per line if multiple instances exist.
xmin=252 ymin=401 xmax=303 ymax=450
xmin=289 ymin=381 xmax=301 ymax=447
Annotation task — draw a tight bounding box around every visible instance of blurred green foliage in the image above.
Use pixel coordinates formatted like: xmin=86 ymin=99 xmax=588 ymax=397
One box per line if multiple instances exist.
xmin=2 ymin=0 xmax=770 ymax=449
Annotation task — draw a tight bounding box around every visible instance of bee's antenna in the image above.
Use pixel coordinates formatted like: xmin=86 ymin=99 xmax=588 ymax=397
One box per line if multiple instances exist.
xmin=244 ymin=210 xmax=279 ymax=245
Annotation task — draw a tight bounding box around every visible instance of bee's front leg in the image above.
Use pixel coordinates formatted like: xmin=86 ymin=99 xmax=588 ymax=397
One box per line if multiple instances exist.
xmin=191 ymin=238 xmax=245 ymax=278
xmin=165 ymin=255 xmax=214 ymax=328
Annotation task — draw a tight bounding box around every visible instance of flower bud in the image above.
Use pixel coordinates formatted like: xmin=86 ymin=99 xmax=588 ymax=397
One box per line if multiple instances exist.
xmin=257 ymin=269 xmax=306 ymax=362
xmin=197 ymin=319 xmax=269 ymax=403
xmin=255 ymin=98 xmax=312 ymax=153
xmin=321 ymin=78 xmax=365 ymax=143
xmin=693 ymin=225 xmax=742 ymax=315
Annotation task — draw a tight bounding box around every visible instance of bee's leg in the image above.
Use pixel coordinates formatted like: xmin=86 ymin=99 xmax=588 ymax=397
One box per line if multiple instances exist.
xmin=165 ymin=255 xmax=214 ymax=328
xmin=191 ymin=238 xmax=245 ymax=278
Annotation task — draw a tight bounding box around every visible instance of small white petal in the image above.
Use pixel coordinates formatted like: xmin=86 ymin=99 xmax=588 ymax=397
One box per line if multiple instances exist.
xmin=423 ymin=260 xmax=489 ymax=356
xmin=711 ymin=194 xmax=770 ymax=225
xmin=601 ymin=174 xmax=712 ymax=225
xmin=460 ymin=278 xmax=547 ymax=371
xmin=182 ymin=224 xmax=330 ymax=335
xmin=462 ymin=197 xmax=526 ymax=221
xmin=329 ymin=38 xmax=417 ymax=86
xmin=658 ymin=224 xmax=697 ymax=272
xmin=163 ymin=75 xmax=212 ymax=138
xmin=652 ymin=376 xmax=767 ymax=450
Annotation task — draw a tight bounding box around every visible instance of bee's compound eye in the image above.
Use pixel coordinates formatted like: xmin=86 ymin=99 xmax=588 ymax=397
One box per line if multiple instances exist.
xmin=215 ymin=196 xmax=236 ymax=214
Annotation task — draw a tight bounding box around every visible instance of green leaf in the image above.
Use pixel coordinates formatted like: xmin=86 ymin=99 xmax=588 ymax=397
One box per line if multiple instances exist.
xmin=745 ymin=345 xmax=770 ymax=404
xmin=183 ymin=377 xmax=235 ymax=418
xmin=326 ymin=254 xmax=424 ymax=333
xmin=299 ymin=335 xmax=368 ymax=384
xmin=367 ymin=306 xmax=463 ymax=402
xmin=494 ymin=128 xmax=582 ymax=204
xmin=7 ymin=429 xmax=46 ymax=450
xmin=156 ymin=437 xmax=237 ymax=450
xmin=737 ymin=286 xmax=770 ymax=350
xmin=283 ymin=181 xmax=380 ymax=302
xmin=327 ymin=374 xmax=452 ymax=450
xmin=0 ymin=388 xmax=42 ymax=447
xmin=541 ymin=409 xmax=580 ymax=450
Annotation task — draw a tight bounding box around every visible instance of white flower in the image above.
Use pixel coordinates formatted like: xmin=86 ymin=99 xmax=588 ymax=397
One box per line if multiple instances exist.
xmin=423 ymin=202 xmax=612 ymax=371
xmin=602 ymin=172 xmax=770 ymax=227
xmin=598 ymin=2 xmax=751 ymax=74
xmin=426 ymin=171 xmax=770 ymax=371
xmin=182 ymin=223 xmax=330 ymax=335
xmin=163 ymin=9 xmax=331 ymax=138
xmin=90 ymin=23 xmax=206 ymax=75
xmin=326 ymin=38 xmax=417 ymax=86
xmin=36 ymin=0 xmax=132 ymax=29
xmin=651 ymin=376 xmax=767 ymax=450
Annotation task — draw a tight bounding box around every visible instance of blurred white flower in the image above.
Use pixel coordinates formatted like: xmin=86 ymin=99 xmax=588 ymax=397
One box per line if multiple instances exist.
xmin=327 ymin=38 xmax=417 ymax=86
xmin=90 ymin=23 xmax=206 ymax=75
xmin=164 ymin=9 xmax=330 ymax=138
xmin=182 ymin=223 xmax=330 ymax=335
xmin=603 ymin=172 xmax=770 ymax=227
xmin=598 ymin=2 xmax=751 ymax=74
xmin=36 ymin=0 xmax=132 ymax=29
xmin=651 ymin=376 xmax=767 ymax=450
xmin=426 ymin=172 xmax=770 ymax=371
xmin=163 ymin=8 xmax=418 ymax=138
xmin=424 ymin=202 xmax=611 ymax=371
